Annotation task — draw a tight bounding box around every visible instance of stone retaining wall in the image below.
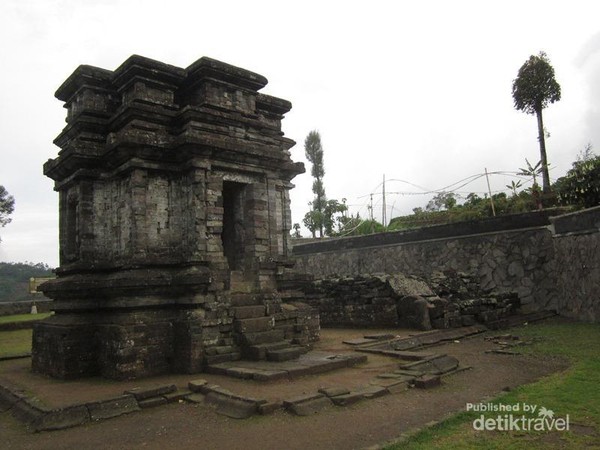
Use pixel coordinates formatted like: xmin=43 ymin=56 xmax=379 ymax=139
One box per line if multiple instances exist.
xmin=278 ymin=272 xmax=519 ymax=330
xmin=294 ymin=227 xmax=556 ymax=313
xmin=292 ymin=207 xmax=600 ymax=322
xmin=551 ymin=207 xmax=600 ymax=322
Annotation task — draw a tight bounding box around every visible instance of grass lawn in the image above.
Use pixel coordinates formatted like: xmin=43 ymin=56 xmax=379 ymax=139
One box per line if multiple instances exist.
xmin=0 ymin=313 xmax=52 ymax=324
xmin=0 ymin=314 xmax=51 ymax=357
xmin=0 ymin=329 xmax=33 ymax=358
xmin=387 ymin=320 xmax=600 ymax=449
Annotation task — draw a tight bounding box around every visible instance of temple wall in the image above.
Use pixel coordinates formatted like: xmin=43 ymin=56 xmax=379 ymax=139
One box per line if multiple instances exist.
xmin=33 ymin=55 xmax=308 ymax=380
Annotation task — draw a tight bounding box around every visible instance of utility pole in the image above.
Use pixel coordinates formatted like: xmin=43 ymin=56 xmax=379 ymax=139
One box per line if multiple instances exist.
xmin=382 ymin=174 xmax=386 ymax=229
xmin=369 ymin=193 xmax=374 ymax=233
xmin=485 ymin=168 xmax=496 ymax=217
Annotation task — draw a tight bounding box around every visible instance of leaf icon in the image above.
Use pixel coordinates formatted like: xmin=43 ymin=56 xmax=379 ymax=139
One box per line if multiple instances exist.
xmin=538 ymin=407 xmax=555 ymax=419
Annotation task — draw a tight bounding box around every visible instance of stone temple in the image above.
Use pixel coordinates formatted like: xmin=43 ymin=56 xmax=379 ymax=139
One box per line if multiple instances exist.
xmin=32 ymin=55 xmax=318 ymax=379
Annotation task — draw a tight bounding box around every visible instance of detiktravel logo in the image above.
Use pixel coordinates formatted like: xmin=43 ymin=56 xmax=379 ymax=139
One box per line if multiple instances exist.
xmin=466 ymin=402 xmax=570 ymax=432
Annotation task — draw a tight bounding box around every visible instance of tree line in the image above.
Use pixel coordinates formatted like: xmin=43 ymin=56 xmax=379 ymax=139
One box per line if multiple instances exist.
xmin=0 ymin=262 xmax=54 ymax=303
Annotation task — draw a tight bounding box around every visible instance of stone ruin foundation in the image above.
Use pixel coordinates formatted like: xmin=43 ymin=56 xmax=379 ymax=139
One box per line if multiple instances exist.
xmin=277 ymin=270 xmax=520 ymax=330
xmin=32 ymin=55 xmax=318 ymax=380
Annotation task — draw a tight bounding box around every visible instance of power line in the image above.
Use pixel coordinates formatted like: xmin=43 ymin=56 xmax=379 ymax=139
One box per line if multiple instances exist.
xmin=348 ymin=169 xmax=544 ymax=224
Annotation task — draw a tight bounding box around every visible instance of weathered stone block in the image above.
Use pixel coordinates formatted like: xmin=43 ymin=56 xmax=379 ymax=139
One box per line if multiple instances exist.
xmin=413 ymin=374 xmax=441 ymax=389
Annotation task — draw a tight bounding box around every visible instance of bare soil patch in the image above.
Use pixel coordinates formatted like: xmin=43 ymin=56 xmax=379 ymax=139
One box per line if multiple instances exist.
xmin=0 ymin=325 xmax=568 ymax=450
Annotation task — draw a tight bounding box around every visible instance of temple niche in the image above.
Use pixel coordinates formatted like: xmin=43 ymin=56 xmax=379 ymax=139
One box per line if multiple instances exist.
xmin=32 ymin=56 xmax=317 ymax=380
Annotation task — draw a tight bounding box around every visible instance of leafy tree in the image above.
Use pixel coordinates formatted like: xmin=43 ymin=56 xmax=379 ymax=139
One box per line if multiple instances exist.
xmin=517 ymin=158 xmax=543 ymax=210
xmin=291 ymin=223 xmax=302 ymax=238
xmin=554 ymin=144 xmax=600 ymax=208
xmin=303 ymin=198 xmax=349 ymax=237
xmin=302 ymin=205 xmax=322 ymax=238
xmin=0 ymin=185 xmax=15 ymax=242
xmin=0 ymin=262 xmax=53 ymax=302
xmin=338 ymin=215 xmax=384 ymax=236
xmin=512 ymin=51 xmax=561 ymax=193
xmin=304 ymin=130 xmax=326 ymax=237
xmin=323 ymin=198 xmax=348 ymax=236
xmin=426 ymin=192 xmax=457 ymax=211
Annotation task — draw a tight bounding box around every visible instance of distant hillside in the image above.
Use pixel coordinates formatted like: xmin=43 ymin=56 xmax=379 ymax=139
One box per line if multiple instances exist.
xmin=0 ymin=262 xmax=54 ymax=303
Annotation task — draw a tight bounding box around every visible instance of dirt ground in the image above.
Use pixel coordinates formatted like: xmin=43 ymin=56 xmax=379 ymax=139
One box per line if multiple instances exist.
xmin=0 ymin=324 xmax=568 ymax=450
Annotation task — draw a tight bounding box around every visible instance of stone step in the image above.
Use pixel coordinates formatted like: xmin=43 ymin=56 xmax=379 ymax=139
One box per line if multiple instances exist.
xmin=266 ymin=346 xmax=304 ymax=362
xmin=232 ymin=305 xmax=266 ymax=319
xmin=237 ymin=329 xmax=286 ymax=346
xmin=205 ymin=345 xmax=238 ymax=356
xmin=205 ymin=352 xmax=241 ymax=365
xmin=234 ymin=317 xmax=274 ymax=333
xmin=242 ymin=341 xmax=290 ymax=360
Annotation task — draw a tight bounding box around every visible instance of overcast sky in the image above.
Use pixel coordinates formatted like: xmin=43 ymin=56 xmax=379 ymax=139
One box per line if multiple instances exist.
xmin=1 ymin=0 xmax=600 ymax=268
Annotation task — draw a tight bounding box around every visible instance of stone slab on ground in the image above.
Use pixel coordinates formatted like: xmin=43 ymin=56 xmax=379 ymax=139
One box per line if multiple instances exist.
xmin=363 ymin=333 xmax=396 ymax=340
xmin=283 ymin=393 xmax=333 ymax=416
xmin=354 ymin=385 xmax=389 ymax=399
xmin=376 ymin=373 xmax=417 ymax=383
xmin=184 ymin=393 xmax=205 ymax=404
xmin=258 ymin=401 xmax=282 ymax=415
xmin=0 ymin=383 xmax=27 ymax=412
xmin=390 ymin=337 xmax=423 ymax=351
xmin=87 ymin=395 xmax=140 ymax=420
xmin=163 ymin=390 xmax=192 ymax=403
xmin=34 ymin=405 xmax=90 ymax=432
xmin=356 ymin=346 xmax=437 ymax=361
xmin=200 ymin=384 xmax=267 ymax=406
xmin=330 ymin=392 xmax=364 ymax=406
xmin=188 ymin=379 xmax=208 ymax=392
xmin=369 ymin=377 xmax=412 ymax=391
xmin=138 ymin=397 xmax=168 ymax=409
xmin=207 ymin=352 xmax=367 ymax=381
xmin=389 ymin=325 xmax=488 ymax=349
xmin=283 ymin=392 xmax=324 ymax=406
xmin=342 ymin=338 xmax=376 ymax=346
xmin=10 ymin=397 xmax=44 ymax=425
xmin=205 ymin=392 xmax=259 ymax=419
xmin=432 ymin=355 xmax=460 ymax=373
xmin=124 ymin=384 xmax=176 ymax=401
xmin=414 ymin=374 xmax=442 ymax=389
xmin=399 ymin=355 xmax=459 ymax=375
xmin=318 ymin=386 xmax=350 ymax=398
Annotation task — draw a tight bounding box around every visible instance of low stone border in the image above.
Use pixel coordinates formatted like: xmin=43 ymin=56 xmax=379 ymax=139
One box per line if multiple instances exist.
xmin=0 ymin=352 xmax=470 ymax=430
xmin=0 ymin=382 xmax=140 ymax=432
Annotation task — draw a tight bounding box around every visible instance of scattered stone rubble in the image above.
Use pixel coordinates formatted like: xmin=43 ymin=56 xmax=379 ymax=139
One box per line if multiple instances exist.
xmin=278 ymin=270 xmax=520 ymax=331
xmin=483 ymin=333 xmax=543 ymax=355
